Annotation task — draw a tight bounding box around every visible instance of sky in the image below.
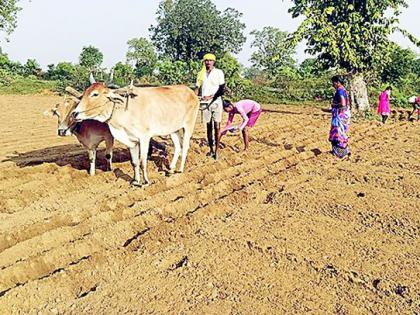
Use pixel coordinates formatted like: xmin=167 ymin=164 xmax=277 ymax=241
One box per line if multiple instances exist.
xmin=1 ymin=0 xmax=419 ymax=70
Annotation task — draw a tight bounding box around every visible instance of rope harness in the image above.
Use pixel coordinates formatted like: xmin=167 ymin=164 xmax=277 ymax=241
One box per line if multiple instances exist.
xmin=199 ymin=99 xmax=212 ymax=123
xmin=73 ymin=97 xmax=125 ymax=125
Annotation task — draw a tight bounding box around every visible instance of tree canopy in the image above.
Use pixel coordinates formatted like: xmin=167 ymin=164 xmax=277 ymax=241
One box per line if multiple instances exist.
xmin=250 ymin=27 xmax=296 ymax=78
xmin=23 ymin=58 xmax=41 ymax=77
xmin=0 ymin=0 xmax=21 ymax=41
xmin=112 ymin=62 xmax=134 ymax=87
xmin=288 ymin=0 xmax=419 ymax=74
xmin=126 ymin=38 xmax=158 ymax=78
xmin=150 ymin=0 xmax=246 ymax=61
xmin=298 ymin=58 xmax=328 ymax=79
xmin=79 ymin=46 xmax=103 ymax=71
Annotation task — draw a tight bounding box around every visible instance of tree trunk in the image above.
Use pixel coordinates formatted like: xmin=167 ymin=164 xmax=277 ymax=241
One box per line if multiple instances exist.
xmin=350 ymin=73 xmax=370 ymax=112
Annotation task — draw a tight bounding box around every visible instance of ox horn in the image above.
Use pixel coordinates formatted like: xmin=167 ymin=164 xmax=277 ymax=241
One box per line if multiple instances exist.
xmin=89 ymin=72 xmax=96 ymax=84
xmin=109 ymin=68 xmax=114 ymax=84
xmin=106 ymin=68 xmax=122 ymax=89
xmin=65 ymin=86 xmax=83 ymax=99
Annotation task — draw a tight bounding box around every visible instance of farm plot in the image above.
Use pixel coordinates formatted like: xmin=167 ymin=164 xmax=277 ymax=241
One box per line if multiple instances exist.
xmin=0 ymin=95 xmax=418 ymax=314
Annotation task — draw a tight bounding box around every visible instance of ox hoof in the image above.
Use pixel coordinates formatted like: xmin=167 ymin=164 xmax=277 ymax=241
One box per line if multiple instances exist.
xmin=130 ymin=180 xmax=150 ymax=188
xmin=130 ymin=180 xmax=143 ymax=187
xmin=167 ymin=169 xmax=182 ymax=176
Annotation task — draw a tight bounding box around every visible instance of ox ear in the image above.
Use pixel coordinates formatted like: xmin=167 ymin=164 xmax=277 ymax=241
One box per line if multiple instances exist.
xmin=106 ymin=91 xmax=125 ymax=104
xmin=113 ymin=87 xmax=138 ymax=98
xmin=128 ymin=91 xmax=138 ymax=98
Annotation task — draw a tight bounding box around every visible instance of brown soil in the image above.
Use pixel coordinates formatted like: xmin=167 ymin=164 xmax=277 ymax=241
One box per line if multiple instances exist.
xmin=0 ymin=95 xmax=419 ymax=314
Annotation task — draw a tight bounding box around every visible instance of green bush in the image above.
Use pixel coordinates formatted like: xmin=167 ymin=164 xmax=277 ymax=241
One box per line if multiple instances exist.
xmin=224 ymin=74 xmax=332 ymax=105
xmin=271 ymin=74 xmax=333 ymax=102
xmin=0 ymin=68 xmax=15 ymax=86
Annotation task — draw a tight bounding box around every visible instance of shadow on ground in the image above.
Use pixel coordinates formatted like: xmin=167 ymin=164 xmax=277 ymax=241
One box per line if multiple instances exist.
xmin=2 ymin=139 xmax=171 ymax=174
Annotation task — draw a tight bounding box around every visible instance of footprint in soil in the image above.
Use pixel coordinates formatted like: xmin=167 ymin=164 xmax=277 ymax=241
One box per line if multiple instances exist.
xmin=264 ymin=186 xmax=285 ymax=204
xmin=394 ymin=284 xmax=409 ymax=297
xmin=296 ymin=146 xmax=305 ymax=153
xmin=324 ymin=264 xmax=338 ymax=277
xmin=192 ymin=137 xmax=209 ymax=148
xmin=284 ymin=143 xmax=293 ymax=150
xmin=372 ymin=279 xmax=381 ymax=289
xmin=311 ymin=148 xmax=322 ymax=156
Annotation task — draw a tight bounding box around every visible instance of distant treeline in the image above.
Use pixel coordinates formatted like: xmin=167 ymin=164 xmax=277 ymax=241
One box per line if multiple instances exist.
xmin=0 ymin=0 xmax=419 ymax=108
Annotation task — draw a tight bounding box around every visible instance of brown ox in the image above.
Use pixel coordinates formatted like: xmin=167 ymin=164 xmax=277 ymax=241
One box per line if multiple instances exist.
xmin=44 ymin=97 xmax=114 ymax=176
xmin=71 ymin=83 xmax=199 ymax=186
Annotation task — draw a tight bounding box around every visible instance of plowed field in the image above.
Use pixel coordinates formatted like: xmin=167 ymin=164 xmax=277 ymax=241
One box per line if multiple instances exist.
xmin=0 ymin=95 xmax=419 ymax=314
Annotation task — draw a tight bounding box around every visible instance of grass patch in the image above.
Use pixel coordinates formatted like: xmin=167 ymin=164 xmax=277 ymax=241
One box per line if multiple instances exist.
xmin=0 ymin=77 xmax=58 ymax=95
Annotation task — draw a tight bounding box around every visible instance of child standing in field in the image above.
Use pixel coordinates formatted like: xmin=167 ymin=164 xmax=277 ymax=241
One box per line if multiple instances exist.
xmin=219 ymin=99 xmax=262 ymax=151
xmin=378 ymin=86 xmax=392 ymax=124
xmin=408 ymin=96 xmax=420 ymax=121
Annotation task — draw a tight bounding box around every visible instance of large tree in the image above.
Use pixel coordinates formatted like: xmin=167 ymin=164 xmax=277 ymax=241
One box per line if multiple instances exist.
xmin=112 ymin=62 xmax=134 ymax=87
xmin=288 ymin=0 xmax=419 ymax=111
xmin=126 ymin=37 xmax=157 ymax=78
xmin=79 ymin=45 xmax=103 ymax=71
xmin=250 ymin=27 xmax=296 ymax=78
xmin=150 ymin=0 xmax=246 ymax=61
xmin=0 ymin=0 xmax=21 ymax=41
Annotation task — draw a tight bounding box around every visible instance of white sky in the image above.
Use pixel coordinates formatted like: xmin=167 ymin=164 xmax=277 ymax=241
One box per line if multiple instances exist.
xmin=1 ymin=0 xmax=419 ymax=70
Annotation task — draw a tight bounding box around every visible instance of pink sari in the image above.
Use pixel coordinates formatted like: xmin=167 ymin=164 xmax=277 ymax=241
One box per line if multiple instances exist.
xmin=378 ymin=91 xmax=390 ymax=115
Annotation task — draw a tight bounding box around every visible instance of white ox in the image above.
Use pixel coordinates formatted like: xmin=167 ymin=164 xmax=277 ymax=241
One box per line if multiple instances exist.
xmin=45 ymin=96 xmax=114 ymax=176
xmin=71 ymin=83 xmax=199 ymax=186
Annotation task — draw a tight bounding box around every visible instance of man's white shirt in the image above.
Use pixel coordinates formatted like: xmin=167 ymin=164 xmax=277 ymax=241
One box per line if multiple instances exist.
xmin=200 ymin=68 xmax=225 ymax=101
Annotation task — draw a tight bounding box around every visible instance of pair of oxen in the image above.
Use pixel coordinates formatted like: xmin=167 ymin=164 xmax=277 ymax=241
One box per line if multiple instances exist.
xmin=46 ymin=82 xmax=199 ymax=187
